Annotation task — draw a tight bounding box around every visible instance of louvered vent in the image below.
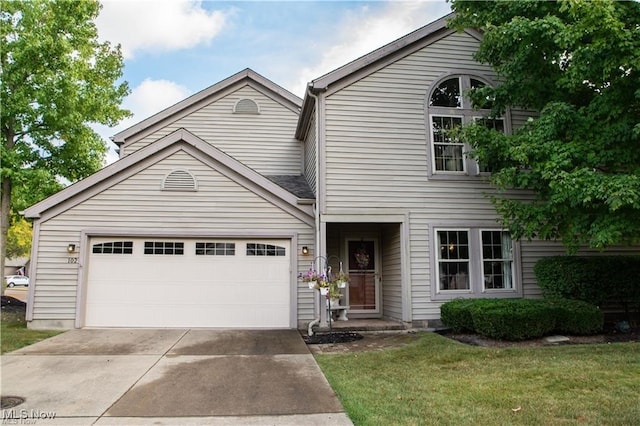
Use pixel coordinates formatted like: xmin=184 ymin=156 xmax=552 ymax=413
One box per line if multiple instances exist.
xmin=162 ymin=169 xmax=197 ymax=191
xmin=234 ymin=98 xmax=259 ymax=114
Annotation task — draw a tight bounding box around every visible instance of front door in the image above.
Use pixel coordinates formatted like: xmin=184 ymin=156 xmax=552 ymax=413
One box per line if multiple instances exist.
xmin=346 ymin=239 xmax=380 ymax=316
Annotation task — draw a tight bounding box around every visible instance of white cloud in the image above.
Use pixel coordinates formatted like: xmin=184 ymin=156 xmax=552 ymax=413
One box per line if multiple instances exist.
xmin=287 ymin=1 xmax=451 ymax=97
xmin=125 ymin=78 xmax=190 ymax=120
xmin=95 ymin=79 xmax=191 ymax=164
xmin=96 ymin=0 xmax=229 ymax=59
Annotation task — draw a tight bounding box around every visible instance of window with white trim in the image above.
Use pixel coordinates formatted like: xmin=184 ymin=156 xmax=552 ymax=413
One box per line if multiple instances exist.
xmin=427 ymin=75 xmax=506 ymax=176
xmin=481 ymin=230 xmax=513 ymax=290
xmin=434 ymin=228 xmax=517 ymax=297
xmin=437 ymin=230 xmax=470 ymax=290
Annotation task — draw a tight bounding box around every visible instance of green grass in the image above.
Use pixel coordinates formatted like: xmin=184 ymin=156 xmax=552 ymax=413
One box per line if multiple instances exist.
xmin=315 ymin=333 xmax=640 ymax=425
xmin=1 ymin=308 xmax=63 ymax=354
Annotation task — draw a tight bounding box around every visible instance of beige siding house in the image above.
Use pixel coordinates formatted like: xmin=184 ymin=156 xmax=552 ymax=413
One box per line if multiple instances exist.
xmin=24 ymin=15 xmax=638 ymax=330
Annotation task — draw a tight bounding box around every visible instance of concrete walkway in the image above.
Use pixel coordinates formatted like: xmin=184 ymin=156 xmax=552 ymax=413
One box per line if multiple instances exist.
xmin=1 ymin=329 xmax=352 ymax=425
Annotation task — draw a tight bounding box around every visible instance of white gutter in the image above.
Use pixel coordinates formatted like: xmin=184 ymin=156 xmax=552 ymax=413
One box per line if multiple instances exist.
xmin=305 ymin=84 xmax=329 ymax=331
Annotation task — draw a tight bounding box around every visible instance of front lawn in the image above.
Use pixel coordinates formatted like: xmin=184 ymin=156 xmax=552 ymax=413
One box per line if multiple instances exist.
xmin=1 ymin=302 xmax=62 ymax=354
xmin=315 ymin=333 xmax=640 ymax=425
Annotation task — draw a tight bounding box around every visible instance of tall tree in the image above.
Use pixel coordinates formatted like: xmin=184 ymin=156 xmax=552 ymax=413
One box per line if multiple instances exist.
xmin=1 ymin=0 xmax=130 ymax=290
xmin=449 ymin=0 xmax=640 ymax=252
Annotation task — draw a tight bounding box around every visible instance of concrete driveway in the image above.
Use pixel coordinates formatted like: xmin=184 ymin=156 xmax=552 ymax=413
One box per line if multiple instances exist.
xmin=1 ymin=329 xmax=352 ymax=425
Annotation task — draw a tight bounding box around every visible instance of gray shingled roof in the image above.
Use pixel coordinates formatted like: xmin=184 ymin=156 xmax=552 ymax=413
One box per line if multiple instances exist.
xmin=266 ymin=175 xmax=315 ymax=199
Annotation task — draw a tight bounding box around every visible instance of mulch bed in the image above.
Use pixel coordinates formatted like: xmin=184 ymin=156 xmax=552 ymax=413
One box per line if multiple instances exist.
xmin=1 ymin=295 xmax=26 ymax=313
xmin=303 ymin=332 xmax=364 ymax=345
xmin=438 ymin=323 xmax=640 ymax=348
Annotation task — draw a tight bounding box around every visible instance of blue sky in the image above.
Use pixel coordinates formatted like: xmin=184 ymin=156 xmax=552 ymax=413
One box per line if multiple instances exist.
xmin=94 ymin=0 xmax=452 ymax=162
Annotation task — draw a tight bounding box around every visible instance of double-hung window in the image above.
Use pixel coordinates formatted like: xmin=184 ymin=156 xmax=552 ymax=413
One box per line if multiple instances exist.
xmin=427 ymin=75 xmax=506 ymax=176
xmin=481 ymin=230 xmax=513 ymax=290
xmin=434 ymin=227 xmax=518 ymax=299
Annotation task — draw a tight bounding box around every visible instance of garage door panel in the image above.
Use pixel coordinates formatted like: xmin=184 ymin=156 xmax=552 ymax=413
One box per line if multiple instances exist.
xmin=85 ymin=238 xmax=291 ymax=328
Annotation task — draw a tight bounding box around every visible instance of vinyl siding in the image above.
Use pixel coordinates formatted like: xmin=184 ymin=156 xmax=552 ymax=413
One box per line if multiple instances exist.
xmin=31 ymin=151 xmax=315 ymax=324
xmin=303 ymin=109 xmax=317 ymax=193
xmin=322 ymin=30 xmax=621 ymax=322
xmin=381 ymin=224 xmax=402 ymax=320
xmin=123 ymin=85 xmax=301 ymax=175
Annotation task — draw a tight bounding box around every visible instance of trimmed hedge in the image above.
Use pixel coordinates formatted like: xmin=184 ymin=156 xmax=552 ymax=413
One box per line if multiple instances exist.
xmin=440 ymin=298 xmax=486 ymax=332
xmin=440 ymin=298 xmax=604 ymax=341
xmin=534 ymin=256 xmax=640 ymax=308
xmin=545 ymin=298 xmax=604 ymax=335
xmin=470 ymin=299 xmax=557 ymax=341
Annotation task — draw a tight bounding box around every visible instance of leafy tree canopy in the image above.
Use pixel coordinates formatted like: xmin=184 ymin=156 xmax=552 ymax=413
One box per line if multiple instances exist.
xmin=7 ymin=217 xmax=31 ymax=259
xmin=1 ymin=0 xmax=130 ymax=283
xmin=449 ymin=0 xmax=640 ymax=252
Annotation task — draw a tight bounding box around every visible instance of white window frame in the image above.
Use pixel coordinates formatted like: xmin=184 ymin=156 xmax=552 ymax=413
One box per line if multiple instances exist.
xmin=426 ymin=74 xmax=510 ymax=179
xmin=472 ymin=116 xmax=506 ymax=175
xmin=479 ymin=229 xmax=514 ymax=292
xmin=430 ymin=225 xmax=521 ymax=300
xmin=430 ymin=115 xmax=466 ymax=174
xmin=434 ymin=228 xmax=473 ymax=294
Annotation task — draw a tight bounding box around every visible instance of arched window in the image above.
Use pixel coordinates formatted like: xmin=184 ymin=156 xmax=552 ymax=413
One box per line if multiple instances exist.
xmin=427 ymin=75 xmax=506 ymax=176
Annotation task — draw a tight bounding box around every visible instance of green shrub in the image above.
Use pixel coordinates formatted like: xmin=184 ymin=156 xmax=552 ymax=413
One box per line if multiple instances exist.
xmin=544 ymin=298 xmax=604 ymax=335
xmin=440 ymin=299 xmax=473 ymax=332
xmin=470 ymin=299 xmax=556 ymax=341
xmin=440 ymin=299 xmax=491 ymax=332
xmin=534 ymin=256 xmax=640 ymax=308
xmin=440 ymin=297 xmax=604 ymax=341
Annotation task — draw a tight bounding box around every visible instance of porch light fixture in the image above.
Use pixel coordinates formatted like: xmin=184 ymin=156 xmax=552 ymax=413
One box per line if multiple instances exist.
xmin=301 ymin=246 xmax=309 ymax=255
xmin=67 ymin=244 xmax=76 ymax=254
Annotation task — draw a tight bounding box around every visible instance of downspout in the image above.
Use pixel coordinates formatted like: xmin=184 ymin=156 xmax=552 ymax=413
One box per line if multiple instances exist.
xmin=306 ymin=84 xmax=324 ymax=334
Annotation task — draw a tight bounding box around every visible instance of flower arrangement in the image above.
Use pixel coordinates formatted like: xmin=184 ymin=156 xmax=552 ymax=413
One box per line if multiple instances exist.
xmin=300 ymin=267 xmax=331 ymax=291
xmin=355 ymin=247 xmax=370 ymax=269
xmin=300 ymin=268 xmax=318 ymax=282
xmin=332 ymin=271 xmax=349 ymax=288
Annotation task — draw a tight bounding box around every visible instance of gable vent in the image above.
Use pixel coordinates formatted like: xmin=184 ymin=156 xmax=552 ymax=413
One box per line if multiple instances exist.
xmin=162 ymin=169 xmax=197 ymax=191
xmin=234 ymin=98 xmax=259 ymax=114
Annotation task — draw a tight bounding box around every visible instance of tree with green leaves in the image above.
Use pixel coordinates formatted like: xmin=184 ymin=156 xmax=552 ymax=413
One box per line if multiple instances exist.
xmin=1 ymin=0 xmax=130 ymax=291
xmin=7 ymin=217 xmax=31 ymax=259
xmin=449 ymin=0 xmax=640 ymax=252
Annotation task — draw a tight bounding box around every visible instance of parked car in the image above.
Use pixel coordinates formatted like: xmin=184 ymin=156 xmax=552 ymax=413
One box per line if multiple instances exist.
xmin=4 ymin=275 xmax=29 ymax=287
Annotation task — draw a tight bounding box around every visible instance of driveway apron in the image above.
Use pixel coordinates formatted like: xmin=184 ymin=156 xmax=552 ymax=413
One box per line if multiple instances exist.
xmin=1 ymin=329 xmax=352 ymax=425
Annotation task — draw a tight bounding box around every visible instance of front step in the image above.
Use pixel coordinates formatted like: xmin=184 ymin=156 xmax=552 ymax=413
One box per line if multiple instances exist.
xmin=315 ymin=318 xmax=408 ymax=333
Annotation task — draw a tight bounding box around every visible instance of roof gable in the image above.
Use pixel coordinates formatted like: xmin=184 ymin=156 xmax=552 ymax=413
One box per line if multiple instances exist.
xmin=23 ymin=129 xmax=313 ymax=225
xmin=113 ymin=69 xmax=302 ymax=147
xmin=295 ymin=13 xmax=483 ymax=139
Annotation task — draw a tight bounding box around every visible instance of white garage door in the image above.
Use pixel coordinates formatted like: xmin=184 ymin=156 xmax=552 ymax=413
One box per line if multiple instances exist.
xmin=85 ymin=238 xmax=291 ymax=328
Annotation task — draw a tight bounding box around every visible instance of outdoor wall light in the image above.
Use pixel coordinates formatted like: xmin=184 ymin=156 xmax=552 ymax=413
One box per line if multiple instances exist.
xmin=67 ymin=244 xmax=76 ymax=254
xmin=301 ymin=246 xmax=309 ymax=255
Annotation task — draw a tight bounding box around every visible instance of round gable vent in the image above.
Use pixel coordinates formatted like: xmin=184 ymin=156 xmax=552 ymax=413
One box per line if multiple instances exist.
xmin=163 ymin=169 xmax=197 ymax=191
xmin=234 ymin=98 xmax=259 ymax=114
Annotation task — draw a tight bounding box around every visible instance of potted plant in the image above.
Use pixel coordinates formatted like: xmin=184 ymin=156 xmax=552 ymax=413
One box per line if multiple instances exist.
xmin=328 ymin=283 xmax=342 ymax=307
xmin=317 ymin=276 xmax=330 ymax=295
xmin=333 ymin=271 xmax=349 ymax=288
xmin=301 ymin=268 xmax=320 ymax=289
